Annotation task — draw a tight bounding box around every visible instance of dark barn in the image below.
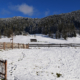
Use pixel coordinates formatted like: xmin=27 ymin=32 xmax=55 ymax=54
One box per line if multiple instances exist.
xmin=30 ymin=39 xmax=37 ymax=42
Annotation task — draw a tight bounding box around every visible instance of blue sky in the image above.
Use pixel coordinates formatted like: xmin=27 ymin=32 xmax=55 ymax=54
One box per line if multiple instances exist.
xmin=0 ymin=0 xmax=80 ymax=18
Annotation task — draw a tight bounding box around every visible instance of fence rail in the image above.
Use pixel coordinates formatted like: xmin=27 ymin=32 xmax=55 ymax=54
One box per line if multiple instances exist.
xmin=29 ymin=43 xmax=80 ymax=47
xmin=0 ymin=60 xmax=7 ymax=80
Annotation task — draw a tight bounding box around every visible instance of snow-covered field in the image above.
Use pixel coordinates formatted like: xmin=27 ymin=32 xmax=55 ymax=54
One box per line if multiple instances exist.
xmin=0 ymin=34 xmax=80 ymax=44
xmin=0 ymin=47 xmax=80 ymax=80
xmin=0 ymin=34 xmax=80 ymax=80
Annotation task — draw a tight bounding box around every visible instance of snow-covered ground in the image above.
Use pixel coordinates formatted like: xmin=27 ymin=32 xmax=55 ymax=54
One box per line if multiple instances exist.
xmin=0 ymin=34 xmax=80 ymax=80
xmin=0 ymin=47 xmax=80 ymax=80
xmin=0 ymin=34 xmax=80 ymax=44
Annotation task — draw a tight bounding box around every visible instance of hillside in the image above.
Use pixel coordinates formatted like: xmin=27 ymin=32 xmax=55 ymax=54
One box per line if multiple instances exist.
xmin=0 ymin=10 xmax=80 ymax=39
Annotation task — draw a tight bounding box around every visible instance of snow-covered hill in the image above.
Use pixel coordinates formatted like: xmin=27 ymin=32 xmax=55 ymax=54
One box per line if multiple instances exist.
xmin=0 ymin=34 xmax=80 ymax=80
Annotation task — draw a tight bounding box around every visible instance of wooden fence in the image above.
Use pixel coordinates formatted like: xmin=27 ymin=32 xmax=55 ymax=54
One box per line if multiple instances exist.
xmin=0 ymin=42 xmax=80 ymax=50
xmin=0 ymin=42 xmax=29 ymax=50
xmin=0 ymin=60 xmax=7 ymax=80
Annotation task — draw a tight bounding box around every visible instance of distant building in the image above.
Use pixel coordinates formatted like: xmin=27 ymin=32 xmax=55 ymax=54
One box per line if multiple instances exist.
xmin=30 ymin=39 xmax=37 ymax=42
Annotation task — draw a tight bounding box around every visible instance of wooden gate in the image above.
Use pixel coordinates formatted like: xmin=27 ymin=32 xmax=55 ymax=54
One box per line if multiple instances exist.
xmin=0 ymin=60 xmax=7 ymax=80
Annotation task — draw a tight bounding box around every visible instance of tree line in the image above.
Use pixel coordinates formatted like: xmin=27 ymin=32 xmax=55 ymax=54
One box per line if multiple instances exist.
xmin=0 ymin=13 xmax=80 ymax=39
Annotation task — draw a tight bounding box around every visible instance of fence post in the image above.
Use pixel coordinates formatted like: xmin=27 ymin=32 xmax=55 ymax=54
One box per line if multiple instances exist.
xmin=26 ymin=44 xmax=27 ymax=49
xmin=60 ymin=44 xmax=61 ymax=47
xmin=12 ymin=42 xmax=13 ymax=49
xmin=71 ymin=44 xmax=72 ymax=47
xmin=26 ymin=44 xmax=27 ymax=48
xmin=18 ymin=43 xmax=19 ymax=49
xmin=28 ymin=43 xmax=29 ymax=49
xmin=26 ymin=43 xmax=29 ymax=49
xmin=23 ymin=44 xmax=25 ymax=49
xmin=3 ymin=42 xmax=5 ymax=50
xmin=5 ymin=60 xmax=7 ymax=80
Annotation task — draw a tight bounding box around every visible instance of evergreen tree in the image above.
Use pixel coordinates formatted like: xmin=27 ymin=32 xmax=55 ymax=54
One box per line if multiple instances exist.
xmin=56 ymin=31 xmax=60 ymax=39
xmin=62 ymin=30 xmax=67 ymax=40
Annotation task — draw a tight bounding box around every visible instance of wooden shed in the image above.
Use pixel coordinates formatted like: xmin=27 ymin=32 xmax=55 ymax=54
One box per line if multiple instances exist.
xmin=30 ymin=39 xmax=37 ymax=42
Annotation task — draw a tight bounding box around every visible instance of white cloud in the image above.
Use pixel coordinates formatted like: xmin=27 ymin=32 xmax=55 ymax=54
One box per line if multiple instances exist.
xmin=45 ymin=10 xmax=50 ymax=16
xmin=10 ymin=3 xmax=34 ymax=16
xmin=17 ymin=4 xmax=33 ymax=15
